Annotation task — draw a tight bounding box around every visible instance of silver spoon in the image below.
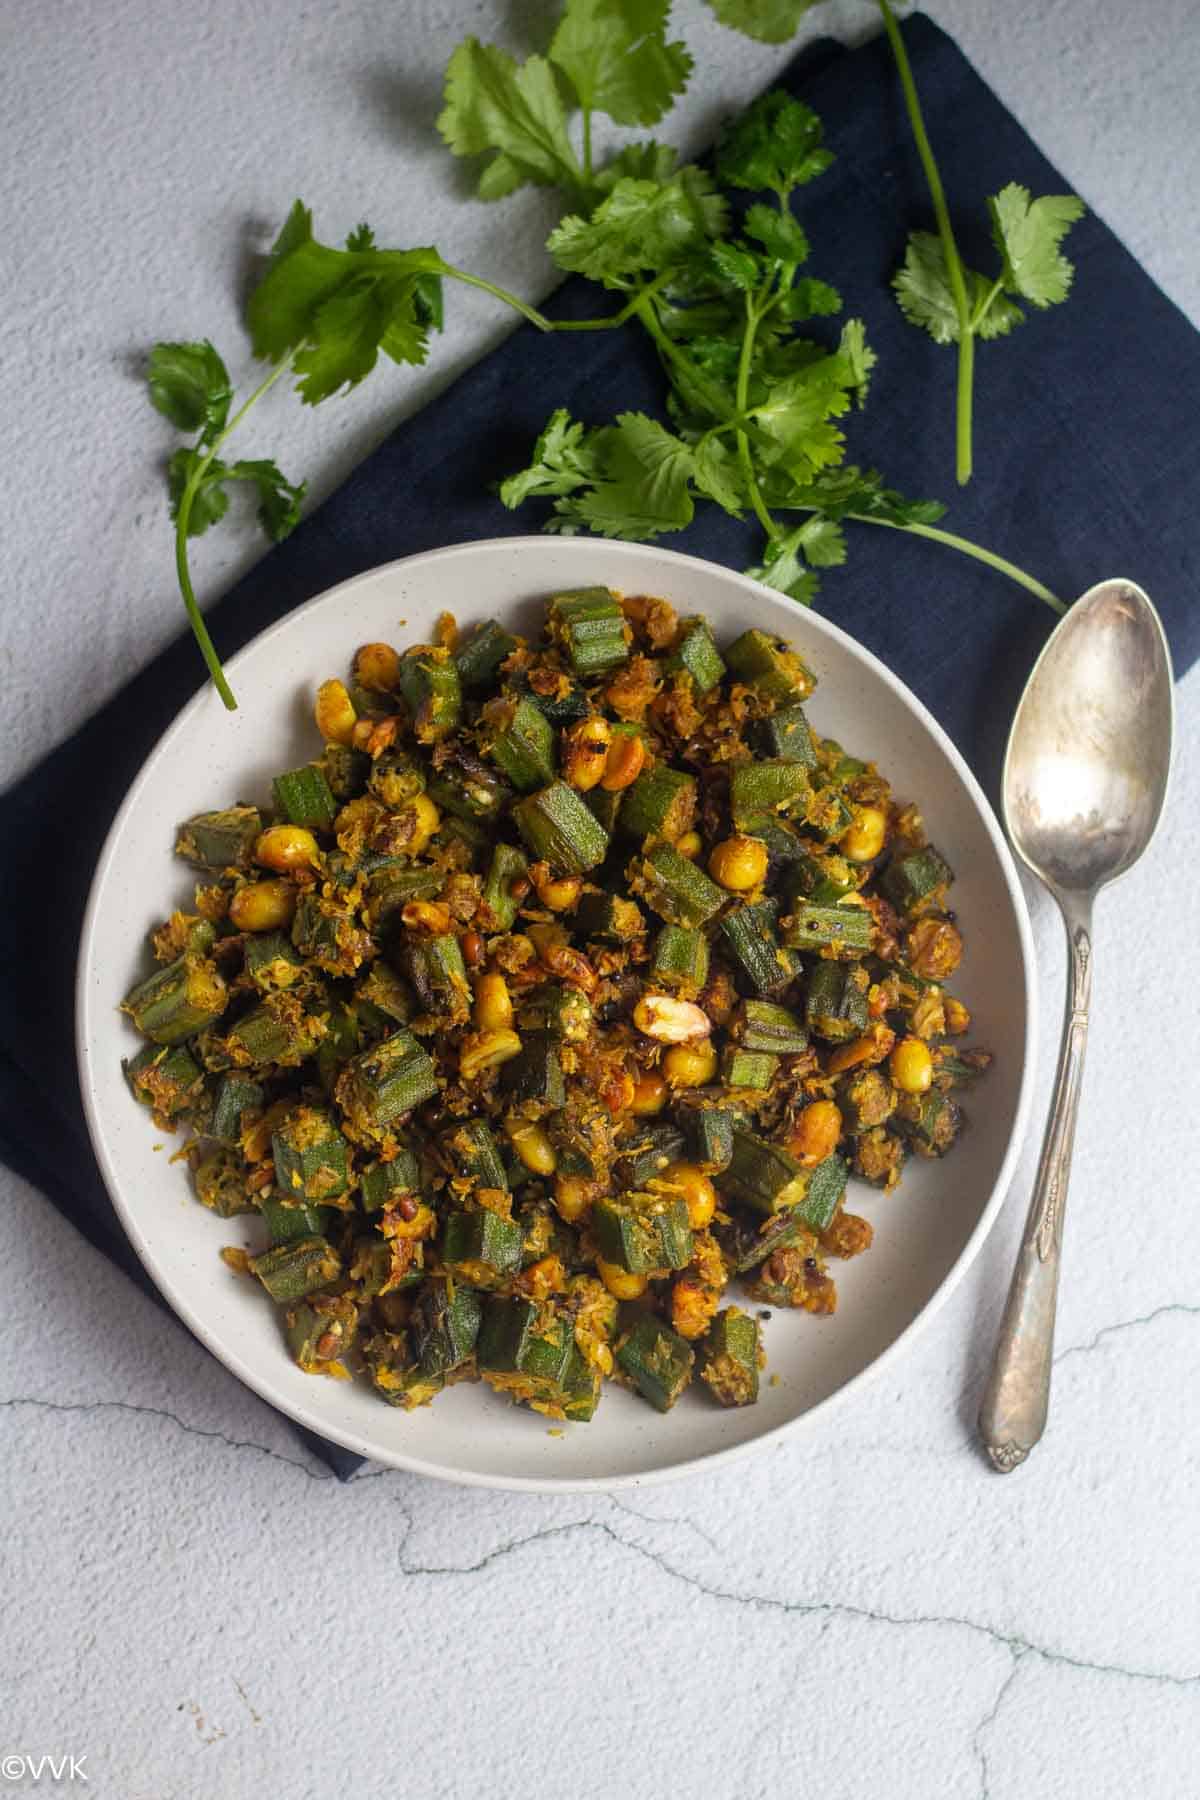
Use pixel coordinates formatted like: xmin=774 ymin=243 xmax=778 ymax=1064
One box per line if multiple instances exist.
xmin=978 ymin=578 xmax=1173 ymax=1472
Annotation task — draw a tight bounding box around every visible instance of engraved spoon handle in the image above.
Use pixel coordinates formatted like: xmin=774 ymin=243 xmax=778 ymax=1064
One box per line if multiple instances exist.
xmin=979 ymin=898 xmax=1094 ymax=1471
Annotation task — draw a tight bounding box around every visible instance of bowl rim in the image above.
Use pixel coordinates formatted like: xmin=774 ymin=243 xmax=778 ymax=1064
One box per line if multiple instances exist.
xmin=76 ymin=535 xmax=1037 ymax=1491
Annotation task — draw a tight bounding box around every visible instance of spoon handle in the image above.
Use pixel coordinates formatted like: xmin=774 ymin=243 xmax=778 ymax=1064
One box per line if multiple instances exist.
xmin=979 ymin=897 xmax=1094 ymax=1471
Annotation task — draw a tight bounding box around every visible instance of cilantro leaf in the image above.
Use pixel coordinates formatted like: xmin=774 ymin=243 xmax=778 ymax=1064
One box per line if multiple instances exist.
xmin=167 ymin=448 xmax=305 ymax=541
xmin=226 ymin=458 xmax=307 ymax=541
xmin=777 ymin=277 xmax=842 ymax=322
xmin=745 ymin=528 xmax=820 ymax=604
xmin=148 ymin=341 xmax=232 ymax=442
xmin=498 ymin=409 xmax=599 ymax=509
xmin=747 ymin=354 xmax=855 ymax=473
xmin=554 ymin=412 xmax=696 ymax=537
xmin=708 ymin=240 xmax=761 ymax=290
xmin=692 ymin=436 xmax=745 ymax=516
xmin=716 ymin=93 xmax=833 ymax=198
xmin=988 ymin=183 xmax=1085 ymax=307
xmin=838 ymin=319 xmax=876 ymax=404
xmin=168 ymin=448 xmax=229 ymax=536
xmin=594 ymin=142 xmax=679 ymax=191
xmin=549 ymin=0 xmax=691 ymax=128
xmin=704 ymin=0 xmax=823 ymax=44
xmin=743 ymin=203 xmax=809 ymax=264
xmin=972 ymin=278 xmax=1024 ymax=341
xmin=892 ymin=231 xmax=965 ymax=344
xmin=437 ymin=39 xmax=580 ymax=200
xmin=345 ymin=223 xmax=375 ymax=252
xmin=547 ymin=168 xmax=727 ymax=282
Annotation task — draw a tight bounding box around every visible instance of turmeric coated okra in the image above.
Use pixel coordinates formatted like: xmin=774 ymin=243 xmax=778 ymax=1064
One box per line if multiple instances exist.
xmin=121 ymin=586 xmax=991 ymax=1422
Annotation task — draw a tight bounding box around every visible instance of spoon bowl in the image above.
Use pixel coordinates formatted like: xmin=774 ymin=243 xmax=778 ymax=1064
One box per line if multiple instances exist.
xmin=980 ymin=578 xmax=1173 ymax=1471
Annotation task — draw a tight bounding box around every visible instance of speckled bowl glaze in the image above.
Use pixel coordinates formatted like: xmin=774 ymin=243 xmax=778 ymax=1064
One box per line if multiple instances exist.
xmin=77 ymin=537 xmax=1036 ymax=1490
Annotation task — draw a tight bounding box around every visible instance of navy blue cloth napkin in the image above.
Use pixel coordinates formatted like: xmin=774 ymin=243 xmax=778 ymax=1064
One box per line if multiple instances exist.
xmin=2 ymin=16 xmax=1196 ymax=1481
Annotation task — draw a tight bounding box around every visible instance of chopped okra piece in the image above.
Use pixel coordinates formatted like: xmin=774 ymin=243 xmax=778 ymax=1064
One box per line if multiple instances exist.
xmin=574 ymin=890 xmax=644 ymax=945
xmin=285 ymin=1293 xmax=358 ymax=1372
xmin=592 ymin=1191 xmax=692 ymax=1274
xmin=894 ymin=1089 xmax=961 ymax=1155
xmin=352 ymin=1235 xmax=426 ymax=1298
xmin=781 ymin=901 xmax=873 ymax=957
xmin=719 ymin=901 xmax=799 ymax=997
xmin=664 ymin=616 xmax=725 ymax=694
xmin=482 ymin=694 xmax=557 ymax=792
xmin=366 ymin=1332 xmax=444 ymax=1409
xmin=724 ymin=629 xmax=815 ymax=704
xmin=259 ymin=1193 xmax=333 ymax=1245
xmin=725 ymin=1127 xmax=809 ymax=1215
xmin=213 ymin=991 xmax=327 ymax=1069
xmin=319 ymin=742 xmax=370 ymax=801
xmin=548 ymin=587 xmax=630 ymax=677
xmin=755 ymin=703 xmax=817 ymax=766
xmin=501 ymin=1032 xmax=566 ymax=1111
xmin=796 ymin=1154 xmax=849 ymax=1232
xmin=721 ymin=1046 xmax=779 ymax=1092
xmin=477 ymin=842 xmax=530 ymax=933
xmin=335 ymin=1028 xmax=440 ymax=1142
xmin=272 ymin=1106 xmax=350 ymax=1202
xmin=699 ymin=1307 xmax=761 ymax=1406
xmin=804 ymin=962 xmax=870 ymax=1042
xmin=733 ymin=999 xmax=808 ymax=1055
xmin=730 ymin=760 xmax=812 ymax=827
xmin=454 ymin=618 xmax=520 ymax=692
xmin=616 ymin=1121 xmax=687 ymax=1189
xmin=410 ymin=1277 xmax=484 ymax=1376
xmin=125 ymin=1043 xmax=204 ymax=1119
xmin=677 ymin=1103 xmax=735 ymax=1172
xmin=783 ymin=850 xmax=858 ymax=906
xmin=477 ymin=1296 xmax=577 ymax=1410
xmin=516 ymin=983 xmax=593 ymax=1044
xmin=193 ymin=1147 xmax=254 ymax=1217
xmin=242 ymin=930 xmax=305 ymax=992
xmin=804 ymin=781 xmax=855 ymax=842
xmin=272 ymin=765 xmax=338 ymax=831
xmin=561 ymin=1346 xmax=602 ymax=1421
xmin=426 ymin=746 xmax=511 ymax=825
xmin=293 ymin=893 xmax=372 ymax=980
xmin=513 ymin=781 xmax=610 ymax=873
xmin=443 ymin=1119 xmax=509 ymax=1192
xmin=585 ymin=786 xmax=623 ymax=835
xmin=250 ymin=1235 xmax=342 ymax=1302
xmin=401 ymin=932 xmax=470 ymax=1023
xmin=364 ymin=865 xmax=442 ymax=930
xmin=631 ymin=841 xmax=724 ymax=928
xmin=121 ymin=952 xmax=228 ymax=1045
xmin=174 ymin=805 xmax=262 ymax=870
xmin=728 ymin=1204 xmax=816 ymax=1274
xmin=510 ymin=668 xmax=591 ymax=727
xmin=620 ymin=765 xmax=697 ymax=841
xmin=441 ymin=1209 xmax=525 ymax=1286
xmin=359 ymin=1147 xmax=422 ymax=1212
xmin=398 ymin=644 xmax=462 ymax=743
xmin=650 ymin=925 xmax=709 ymax=997
xmin=880 ymin=846 xmax=955 ymax=915
xmin=366 ymin=749 xmax=426 ymax=809
xmin=616 ymin=1314 xmax=694 ymax=1413
xmin=836 ymin=1067 xmax=896 ymax=1132
xmin=208 ymin=1072 xmax=265 ymax=1143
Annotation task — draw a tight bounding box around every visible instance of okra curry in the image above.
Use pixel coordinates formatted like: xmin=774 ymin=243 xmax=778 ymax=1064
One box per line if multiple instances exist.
xmin=121 ymin=589 xmax=989 ymax=1422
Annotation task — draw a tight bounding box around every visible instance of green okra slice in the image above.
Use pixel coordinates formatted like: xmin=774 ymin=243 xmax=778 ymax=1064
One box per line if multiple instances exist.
xmin=781 ymin=901 xmax=873 ymax=957
xmin=478 ymin=842 xmax=530 ymax=932
xmin=208 ymin=1073 xmax=265 ymax=1143
xmin=351 ymin=1235 xmax=426 ymax=1298
xmin=259 ymin=1193 xmax=333 ymax=1245
xmin=699 ymin=1307 xmax=761 ymax=1407
xmin=755 ymin=703 xmax=817 ymax=766
xmin=592 ymin=1191 xmax=692 ymax=1274
xmin=585 ymin=786 xmax=623 ymax=836
xmin=242 ymin=930 xmax=305 ymax=992
xmin=804 ymin=781 xmax=855 ymax=843
xmin=725 ymin=1127 xmax=809 ymax=1216
xmin=796 ymin=1154 xmax=849 ymax=1232
xmin=482 ymin=695 xmax=557 ymax=792
xmin=335 ymin=1028 xmax=440 ymax=1141
xmin=561 ymin=1345 xmax=602 ymax=1422
xmin=836 ymin=1067 xmax=897 ymax=1131
xmin=121 ymin=953 xmax=228 ymax=1045
xmin=516 ymin=983 xmax=593 ymax=1044
xmin=359 ymin=1147 xmax=422 ymax=1212
xmin=894 ymin=1090 xmax=962 ymax=1155
xmin=454 ymin=618 xmax=520 ymax=691
xmin=400 ymin=933 xmax=470 ymax=1024
xmin=804 ymin=961 xmax=870 ymax=1042
xmin=285 ymin=1293 xmax=358 ymax=1370
xmin=513 ymin=782 xmax=610 ymax=873
xmin=398 ymin=644 xmax=462 ymax=743
xmin=272 ymin=1106 xmax=351 ymax=1202
xmin=547 ymin=587 xmax=630 ymax=677
xmin=443 ymin=1119 xmax=509 ymax=1192
xmin=174 ymin=805 xmax=262 ymax=871
xmin=619 ymin=766 xmax=697 ymax=842
xmin=193 ymin=1147 xmax=255 ymax=1217
xmin=615 ymin=1315 xmax=694 ymax=1413
xmin=425 ymin=745 xmax=511 ymax=825
xmin=649 ymin=925 xmax=709 ymax=997
xmin=615 ymin=1121 xmax=686 ymax=1190
xmin=573 ymin=890 xmax=644 ymax=945
xmin=125 ymin=1043 xmax=205 ymax=1118
xmin=676 ymin=1102 xmax=736 ymax=1172
xmin=213 ymin=991 xmax=327 ymax=1069
xmin=366 ymin=749 xmax=427 ymax=810
xmin=272 ymin=765 xmax=338 ymax=831
xmin=880 ymin=845 xmax=955 ymax=915
xmin=477 ymin=1296 xmax=577 ymax=1409
xmin=664 ymin=616 xmax=725 ymax=694
xmin=318 ymin=742 xmax=370 ymax=801
xmin=720 ymin=1046 xmax=779 ymax=1092
xmin=364 ymin=865 xmax=443 ymax=933
xmin=441 ymin=1209 xmax=525 ymax=1286
xmin=718 ymin=901 xmax=799 ymax=998
xmin=292 ymin=893 xmax=372 ymax=980
xmin=410 ymin=1277 xmax=484 ymax=1376
xmin=730 ymin=760 xmax=812 ymax=827
xmin=630 ymin=841 xmax=724 ymax=929
xmin=250 ymin=1235 xmax=342 ymax=1302
xmin=783 ymin=850 xmax=859 ymax=906
xmin=365 ymin=1332 xmax=444 ymax=1409
xmin=725 ymin=629 xmax=816 ymax=704
xmin=733 ymin=999 xmax=809 ymax=1055
xmin=501 ymin=1031 xmax=566 ymax=1111
xmin=510 ymin=669 xmax=591 ymax=727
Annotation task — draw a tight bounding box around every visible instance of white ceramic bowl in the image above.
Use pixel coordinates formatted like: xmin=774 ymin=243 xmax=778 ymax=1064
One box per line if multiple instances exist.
xmin=78 ymin=537 xmax=1036 ymax=1490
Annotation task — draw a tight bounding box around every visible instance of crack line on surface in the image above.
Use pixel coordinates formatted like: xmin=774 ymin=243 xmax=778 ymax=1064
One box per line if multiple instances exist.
xmin=0 ymin=1395 xmax=334 ymax=1481
xmin=970 ymin=1652 xmax=1026 ymax=1800
xmin=1054 ymin=1301 xmax=1200 ymax=1366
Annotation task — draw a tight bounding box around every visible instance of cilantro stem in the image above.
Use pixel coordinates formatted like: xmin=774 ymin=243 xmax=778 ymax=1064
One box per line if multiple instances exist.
xmin=174 ymin=356 xmax=293 ymax=710
xmin=847 ymin=513 xmax=1066 ymax=613
xmin=876 ymin=0 xmax=975 ymax=486
xmin=581 ymin=107 xmax=594 ymax=185
xmin=734 ymin=293 xmax=778 ymax=541
xmin=970 ymin=275 xmax=1004 ymax=330
xmin=434 ymin=262 xmax=555 ymax=332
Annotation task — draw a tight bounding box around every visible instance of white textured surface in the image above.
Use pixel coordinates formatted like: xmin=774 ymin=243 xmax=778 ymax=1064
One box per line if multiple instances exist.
xmin=2 ymin=1 xmax=1198 ymax=1793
